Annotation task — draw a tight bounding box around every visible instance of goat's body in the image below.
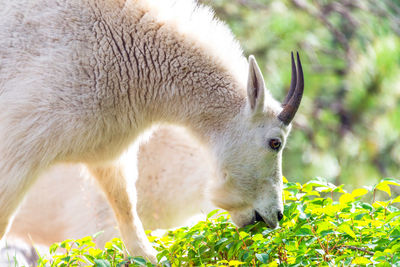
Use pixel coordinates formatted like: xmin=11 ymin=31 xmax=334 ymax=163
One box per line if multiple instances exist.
xmin=0 ymin=0 xmax=246 ymax=261
xmin=0 ymin=0 xmax=246 ymax=163
xmin=8 ymin=126 xmax=214 ymax=247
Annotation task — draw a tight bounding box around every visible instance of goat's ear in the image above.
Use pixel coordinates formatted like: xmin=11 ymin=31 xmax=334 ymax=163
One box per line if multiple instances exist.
xmin=247 ymin=55 xmax=265 ymax=113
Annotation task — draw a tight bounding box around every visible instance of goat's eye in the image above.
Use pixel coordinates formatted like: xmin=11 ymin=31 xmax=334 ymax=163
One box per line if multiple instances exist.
xmin=268 ymin=138 xmax=281 ymax=151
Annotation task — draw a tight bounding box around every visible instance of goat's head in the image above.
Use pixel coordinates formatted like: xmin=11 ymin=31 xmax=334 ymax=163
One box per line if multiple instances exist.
xmin=209 ymin=52 xmax=304 ymax=228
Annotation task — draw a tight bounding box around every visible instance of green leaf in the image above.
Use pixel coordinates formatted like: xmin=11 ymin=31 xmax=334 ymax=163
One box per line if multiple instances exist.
xmin=295 ymin=226 xmax=312 ymax=236
xmin=215 ymin=237 xmax=229 ymax=246
xmin=361 ymin=203 xmax=373 ymax=211
xmin=92 ymin=231 xmax=105 ymax=239
xmin=61 ymin=256 xmax=71 ymax=263
xmin=49 ymin=243 xmax=59 ymax=254
xmin=352 ymin=257 xmax=372 ymax=264
xmin=131 ymin=257 xmax=148 ymax=266
xmin=297 ymin=203 xmax=310 ymax=220
xmin=333 ymin=185 xmax=346 ymax=193
xmin=255 ymin=253 xmax=269 ymax=263
xmin=338 ymin=223 xmax=357 ymax=239
xmin=207 ymin=209 xmax=220 ymax=219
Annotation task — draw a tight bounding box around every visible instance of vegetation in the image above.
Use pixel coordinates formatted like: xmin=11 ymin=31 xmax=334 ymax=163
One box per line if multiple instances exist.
xmin=202 ymin=0 xmax=400 ymax=187
xmin=36 ymin=177 xmax=400 ymax=266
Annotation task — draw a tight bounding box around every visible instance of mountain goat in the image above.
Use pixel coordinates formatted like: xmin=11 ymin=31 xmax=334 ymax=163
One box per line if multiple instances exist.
xmin=0 ymin=0 xmax=304 ymax=262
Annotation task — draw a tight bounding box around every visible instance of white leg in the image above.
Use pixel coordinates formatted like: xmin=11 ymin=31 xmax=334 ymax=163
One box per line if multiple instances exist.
xmin=0 ymin=92 xmax=62 ymax=242
xmin=0 ymin=144 xmax=51 ymax=240
xmin=87 ymin=158 xmax=157 ymax=263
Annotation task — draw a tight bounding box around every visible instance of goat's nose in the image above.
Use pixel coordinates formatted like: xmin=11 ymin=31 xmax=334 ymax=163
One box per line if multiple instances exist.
xmin=277 ymin=211 xmax=284 ymax=222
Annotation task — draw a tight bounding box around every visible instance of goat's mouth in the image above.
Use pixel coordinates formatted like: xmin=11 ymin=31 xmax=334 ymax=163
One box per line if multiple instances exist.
xmin=264 ymin=219 xmax=278 ymax=229
xmin=258 ymin=220 xmax=277 ymax=229
xmin=252 ymin=211 xmax=278 ymax=229
xmin=239 ymin=217 xmax=277 ymax=229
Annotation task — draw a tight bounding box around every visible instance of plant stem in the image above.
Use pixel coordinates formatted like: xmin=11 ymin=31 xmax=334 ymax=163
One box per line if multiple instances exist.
xmin=342 ymin=245 xmax=374 ymax=256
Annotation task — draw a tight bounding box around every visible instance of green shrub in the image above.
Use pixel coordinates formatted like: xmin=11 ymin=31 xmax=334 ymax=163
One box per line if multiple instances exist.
xmin=37 ymin=178 xmax=400 ymax=266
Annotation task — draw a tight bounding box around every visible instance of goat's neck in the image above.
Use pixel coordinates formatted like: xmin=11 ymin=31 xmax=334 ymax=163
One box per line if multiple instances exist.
xmin=127 ymin=26 xmax=246 ymax=143
xmin=88 ymin=4 xmax=247 ymax=144
xmin=146 ymin=62 xmax=246 ymax=143
xmin=141 ymin=63 xmax=246 ymax=144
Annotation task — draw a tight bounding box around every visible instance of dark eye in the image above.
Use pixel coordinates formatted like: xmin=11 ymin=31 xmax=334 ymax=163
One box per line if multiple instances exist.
xmin=268 ymin=138 xmax=281 ymax=151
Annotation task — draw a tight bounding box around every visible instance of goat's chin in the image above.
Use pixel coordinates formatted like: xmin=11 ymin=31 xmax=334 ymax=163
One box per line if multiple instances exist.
xmin=229 ymin=211 xmax=254 ymax=228
xmin=263 ymin=219 xmax=279 ymax=229
xmin=236 ymin=220 xmax=256 ymax=228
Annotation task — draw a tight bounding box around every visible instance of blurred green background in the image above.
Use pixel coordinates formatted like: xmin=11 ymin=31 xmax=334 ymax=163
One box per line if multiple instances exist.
xmin=202 ymin=0 xmax=400 ymax=188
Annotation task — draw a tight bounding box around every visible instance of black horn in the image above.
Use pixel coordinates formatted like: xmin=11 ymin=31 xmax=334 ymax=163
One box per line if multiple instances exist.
xmin=282 ymin=52 xmax=297 ymax=106
xmin=278 ymin=52 xmax=304 ymax=125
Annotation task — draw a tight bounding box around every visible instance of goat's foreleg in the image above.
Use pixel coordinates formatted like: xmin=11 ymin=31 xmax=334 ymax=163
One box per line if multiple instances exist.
xmin=87 ymin=156 xmax=157 ymax=263
xmin=0 ymin=144 xmax=52 ymax=240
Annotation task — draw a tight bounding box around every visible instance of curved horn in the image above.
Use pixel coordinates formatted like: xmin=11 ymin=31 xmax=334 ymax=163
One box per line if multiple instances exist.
xmin=282 ymin=52 xmax=297 ymax=106
xmin=278 ymin=52 xmax=304 ymax=125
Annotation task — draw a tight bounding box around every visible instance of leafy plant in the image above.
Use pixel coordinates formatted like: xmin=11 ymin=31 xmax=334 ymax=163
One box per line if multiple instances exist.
xmin=37 ymin=236 xmax=152 ymax=267
xmin=37 ymin=177 xmax=400 ymax=266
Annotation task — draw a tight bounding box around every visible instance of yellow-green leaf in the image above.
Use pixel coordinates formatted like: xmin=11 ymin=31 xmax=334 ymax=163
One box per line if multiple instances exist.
xmin=229 ymin=260 xmax=246 ymax=266
xmin=382 ymin=180 xmax=400 ymax=187
xmin=339 ymin=193 xmax=354 ymax=204
xmin=338 ymin=223 xmax=357 ymax=239
xmin=239 ymin=231 xmax=249 ymax=239
xmin=392 ymin=195 xmax=400 ymax=203
xmin=376 ymin=182 xmax=391 ymax=196
xmin=351 ymin=188 xmax=368 ymax=198
xmin=352 ymin=257 xmax=372 ymax=264
xmin=373 ymin=201 xmax=388 ymax=208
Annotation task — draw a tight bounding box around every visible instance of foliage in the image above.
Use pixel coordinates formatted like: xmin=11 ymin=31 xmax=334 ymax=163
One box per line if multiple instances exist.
xmin=202 ymin=0 xmax=400 ymax=188
xmin=37 ymin=178 xmax=400 ymax=266
xmin=36 ymin=236 xmax=152 ymax=267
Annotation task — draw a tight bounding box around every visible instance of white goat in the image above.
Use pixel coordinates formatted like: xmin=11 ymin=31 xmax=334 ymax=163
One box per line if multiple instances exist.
xmin=0 ymin=0 xmax=304 ymax=262
xmin=8 ymin=126 xmax=214 ymax=247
